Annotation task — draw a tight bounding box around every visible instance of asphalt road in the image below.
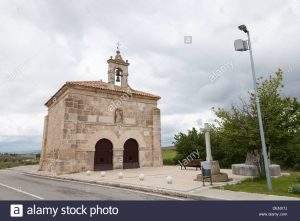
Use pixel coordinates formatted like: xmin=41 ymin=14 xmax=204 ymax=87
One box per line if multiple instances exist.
xmin=0 ymin=169 xmax=183 ymax=200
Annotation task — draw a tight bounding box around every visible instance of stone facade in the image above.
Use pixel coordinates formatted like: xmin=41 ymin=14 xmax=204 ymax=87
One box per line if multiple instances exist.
xmin=39 ymin=50 xmax=163 ymax=174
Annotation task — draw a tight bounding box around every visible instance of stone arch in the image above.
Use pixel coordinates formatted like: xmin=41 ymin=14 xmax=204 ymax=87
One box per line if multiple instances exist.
xmin=88 ymin=130 xmax=120 ymax=170
xmin=94 ymin=138 xmax=113 ymax=171
xmin=115 ymin=67 xmax=123 ymax=82
xmin=119 ymin=130 xmax=147 ymax=150
xmin=123 ymin=138 xmax=139 ymax=169
xmin=120 ymin=130 xmax=147 ymax=167
xmin=89 ymin=130 xmax=120 ymax=151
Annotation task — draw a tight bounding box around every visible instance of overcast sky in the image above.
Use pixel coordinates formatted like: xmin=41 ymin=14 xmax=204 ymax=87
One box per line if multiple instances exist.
xmin=0 ymin=0 xmax=299 ymax=152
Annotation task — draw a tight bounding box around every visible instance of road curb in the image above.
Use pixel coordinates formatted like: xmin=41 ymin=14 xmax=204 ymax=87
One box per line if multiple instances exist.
xmin=21 ymin=171 xmax=216 ymax=200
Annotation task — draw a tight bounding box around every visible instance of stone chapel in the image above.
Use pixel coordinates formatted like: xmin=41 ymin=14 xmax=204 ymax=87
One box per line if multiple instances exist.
xmin=39 ymin=49 xmax=163 ymax=174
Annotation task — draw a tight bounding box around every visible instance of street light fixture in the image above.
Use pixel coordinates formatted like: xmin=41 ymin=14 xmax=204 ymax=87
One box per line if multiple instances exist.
xmin=234 ymin=25 xmax=273 ymax=191
xmin=238 ymin=25 xmax=248 ymax=33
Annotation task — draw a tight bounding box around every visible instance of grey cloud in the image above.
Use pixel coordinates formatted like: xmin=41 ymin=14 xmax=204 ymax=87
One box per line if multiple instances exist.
xmin=0 ymin=0 xmax=299 ymax=151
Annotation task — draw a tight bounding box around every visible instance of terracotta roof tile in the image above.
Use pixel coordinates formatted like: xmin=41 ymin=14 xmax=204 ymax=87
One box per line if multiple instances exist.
xmin=66 ymin=81 xmax=160 ymax=99
xmin=45 ymin=80 xmax=160 ymax=107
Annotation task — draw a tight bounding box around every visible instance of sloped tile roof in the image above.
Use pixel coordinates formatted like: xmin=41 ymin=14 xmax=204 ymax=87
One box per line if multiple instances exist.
xmin=45 ymin=80 xmax=160 ymax=107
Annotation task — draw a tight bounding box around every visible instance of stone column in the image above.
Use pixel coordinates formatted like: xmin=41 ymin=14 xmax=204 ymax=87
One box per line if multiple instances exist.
xmin=152 ymin=108 xmax=163 ymax=166
xmin=84 ymin=150 xmax=95 ymax=171
xmin=107 ymin=62 xmax=116 ymax=84
xmin=108 ymin=69 xmax=115 ymax=84
xmin=113 ymin=149 xmax=123 ymax=169
xmin=120 ymin=65 xmax=128 ymax=87
xmin=196 ymin=123 xmax=229 ymax=182
xmin=139 ymin=147 xmax=152 ymax=167
xmin=121 ymin=72 xmax=128 ymax=87
xmin=204 ymin=123 xmax=213 ymax=162
xmin=203 ymin=123 xmax=221 ymax=175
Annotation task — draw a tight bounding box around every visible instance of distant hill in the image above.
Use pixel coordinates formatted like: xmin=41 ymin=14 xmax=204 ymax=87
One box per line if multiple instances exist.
xmin=0 ymin=149 xmax=41 ymax=154
xmin=0 ymin=136 xmax=41 ymax=153
xmin=0 ymin=150 xmax=41 ymax=154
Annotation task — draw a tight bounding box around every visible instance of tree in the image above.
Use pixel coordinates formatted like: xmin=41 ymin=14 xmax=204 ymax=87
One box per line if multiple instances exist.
xmin=214 ymin=69 xmax=300 ymax=173
xmin=173 ymin=70 xmax=299 ymax=171
xmin=173 ymin=126 xmax=223 ymax=165
xmin=173 ymin=128 xmax=206 ymax=163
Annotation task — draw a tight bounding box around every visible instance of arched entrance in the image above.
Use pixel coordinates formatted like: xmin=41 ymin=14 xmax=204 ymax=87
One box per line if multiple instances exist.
xmin=123 ymin=138 xmax=139 ymax=169
xmin=94 ymin=139 xmax=113 ymax=170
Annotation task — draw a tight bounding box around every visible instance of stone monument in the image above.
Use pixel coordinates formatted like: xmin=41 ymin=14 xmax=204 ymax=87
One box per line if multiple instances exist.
xmin=232 ymin=150 xmax=281 ymax=177
xmin=195 ymin=123 xmax=229 ymax=182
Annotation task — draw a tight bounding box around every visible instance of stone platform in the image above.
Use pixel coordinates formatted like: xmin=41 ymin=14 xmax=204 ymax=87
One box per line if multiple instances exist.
xmin=195 ymin=173 xmax=229 ymax=182
xmin=195 ymin=161 xmax=229 ymax=182
xmin=209 ymin=161 xmax=221 ymax=175
xmin=232 ymin=164 xmax=281 ymax=177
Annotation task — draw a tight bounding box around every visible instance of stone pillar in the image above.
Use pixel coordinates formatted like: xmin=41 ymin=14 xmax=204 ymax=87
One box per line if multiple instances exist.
xmin=113 ymin=149 xmax=123 ymax=169
xmin=82 ymin=150 xmax=94 ymax=171
xmin=139 ymin=148 xmax=152 ymax=167
xmin=107 ymin=63 xmax=115 ymax=85
xmin=204 ymin=123 xmax=213 ymax=162
xmin=152 ymin=108 xmax=163 ymax=166
xmin=201 ymin=123 xmax=224 ymax=177
xmin=121 ymin=72 xmax=128 ymax=87
xmin=39 ymin=115 xmax=49 ymax=170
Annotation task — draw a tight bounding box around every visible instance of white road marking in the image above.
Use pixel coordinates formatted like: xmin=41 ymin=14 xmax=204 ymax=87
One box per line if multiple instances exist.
xmin=0 ymin=182 xmax=44 ymax=200
xmin=22 ymin=172 xmax=186 ymax=200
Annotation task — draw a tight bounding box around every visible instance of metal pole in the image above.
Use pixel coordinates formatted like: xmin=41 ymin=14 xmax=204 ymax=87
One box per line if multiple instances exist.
xmin=247 ymin=32 xmax=272 ymax=191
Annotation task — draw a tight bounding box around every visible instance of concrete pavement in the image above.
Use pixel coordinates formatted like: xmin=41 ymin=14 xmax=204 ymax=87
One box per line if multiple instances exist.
xmin=0 ymin=169 xmax=184 ymax=200
xmin=6 ymin=165 xmax=300 ymax=200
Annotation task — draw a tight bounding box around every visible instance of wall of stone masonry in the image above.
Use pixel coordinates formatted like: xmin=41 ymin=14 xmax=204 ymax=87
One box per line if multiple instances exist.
xmin=39 ymin=91 xmax=68 ymax=172
xmin=40 ymin=87 xmax=162 ymax=174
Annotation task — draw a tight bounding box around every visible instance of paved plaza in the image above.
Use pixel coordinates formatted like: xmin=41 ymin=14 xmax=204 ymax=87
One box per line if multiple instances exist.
xmin=11 ymin=165 xmax=298 ymax=200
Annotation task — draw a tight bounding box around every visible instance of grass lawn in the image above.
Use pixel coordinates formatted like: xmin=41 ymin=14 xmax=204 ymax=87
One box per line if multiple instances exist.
xmin=162 ymin=149 xmax=177 ymax=165
xmin=223 ymin=172 xmax=300 ymax=198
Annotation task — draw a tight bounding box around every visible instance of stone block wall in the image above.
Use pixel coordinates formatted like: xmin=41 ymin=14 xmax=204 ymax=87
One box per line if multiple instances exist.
xmin=40 ymin=87 xmax=162 ymax=174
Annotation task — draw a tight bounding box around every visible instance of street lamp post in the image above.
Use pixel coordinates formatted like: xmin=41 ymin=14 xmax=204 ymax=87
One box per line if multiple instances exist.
xmin=234 ymin=25 xmax=272 ymax=191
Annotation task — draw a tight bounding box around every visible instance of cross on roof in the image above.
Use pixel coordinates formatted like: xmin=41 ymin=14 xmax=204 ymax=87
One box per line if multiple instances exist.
xmin=116 ymin=42 xmax=121 ymax=51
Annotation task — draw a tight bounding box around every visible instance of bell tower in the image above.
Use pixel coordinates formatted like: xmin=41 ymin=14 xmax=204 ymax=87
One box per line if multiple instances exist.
xmin=107 ymin=46 xmax=130 ymax=87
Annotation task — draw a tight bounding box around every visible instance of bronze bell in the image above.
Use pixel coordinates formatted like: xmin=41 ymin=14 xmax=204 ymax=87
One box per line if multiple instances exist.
xmin=115 ymin=68 xmax=122 ymax=82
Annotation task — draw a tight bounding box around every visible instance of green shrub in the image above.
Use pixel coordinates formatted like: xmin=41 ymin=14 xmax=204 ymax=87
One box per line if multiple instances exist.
xmin=162 ymin=149 xmax=177 ymax=165
xmin=163 ymin=158 xmax=175 ymax=165
xmin=288 ymin=184 xmax=300 ymax=194
xmin=0 ymin=154 xmax=39 ymax=169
